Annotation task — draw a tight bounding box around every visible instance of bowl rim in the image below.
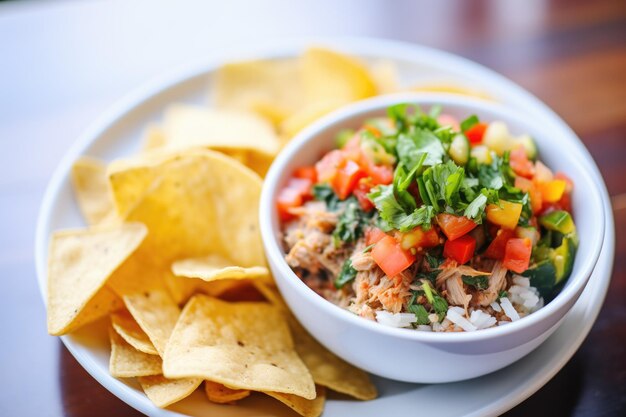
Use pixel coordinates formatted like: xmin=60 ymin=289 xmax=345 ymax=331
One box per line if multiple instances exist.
xmin=260 ymin=92 xmax=605 ymax=343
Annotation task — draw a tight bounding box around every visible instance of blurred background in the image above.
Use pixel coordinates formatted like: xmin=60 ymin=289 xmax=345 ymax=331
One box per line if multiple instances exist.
xmin=0 ymin=0 xmax=624 ymax=416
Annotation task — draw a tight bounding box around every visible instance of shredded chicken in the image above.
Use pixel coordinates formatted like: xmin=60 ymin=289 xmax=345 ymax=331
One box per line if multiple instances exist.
xmin=445 ymin=274 xmax=472 ymax=315
xmin=367 ymin=271 xmax=413 ymax=313
xmin=474 ymin=261 xmax=508 ymax=306
xmin=350 ymin=249 xmax=376 ymax=271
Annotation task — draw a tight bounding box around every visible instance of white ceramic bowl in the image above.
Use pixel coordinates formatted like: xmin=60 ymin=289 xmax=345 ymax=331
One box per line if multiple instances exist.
xmin=260 ymin=93 xmax=604 ymax=383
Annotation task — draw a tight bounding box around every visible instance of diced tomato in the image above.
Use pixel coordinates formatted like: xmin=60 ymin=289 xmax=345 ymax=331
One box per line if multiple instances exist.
xmin=533 ymin=161 xmax=553 ymax=182
xmin=443 ymin=234 xmax=476 ymax=265
xmin=331 ymin=159 xmax=367 ymax=200
xmin=293 ymin=166 xmax=317 ymax=183
xmin=465 ymin=122 xmax=488 ymax=145
xmin=538 ymin=179 xmax=566 ymax=203
xmin=484 ymin=228 xmax=514 ymax=260
xmin=503 ymin=238 xmax=532 ymax=273
xmin=365 ymin=227 xmax=387 ymax=246
xmin=371 ymin=235 xmax=416 ymax=277
xmin=315 ymin=150 xmax=345 ymax=183
xmin=509 ymin=146 xmax=535 ymax=178
xmin=357 ymin=152 xmax=394 ymax=185
xmin=277 ymin=177 xmax=313 ymax=221
xmin=436 ymin=213 xmax=477 ymax=241
xmin=353 ymin=178 xmax=375 ymax=211
xmin=398 ymin=226 xmax=440 ymax=250
xmin=437 ymin=114 xmax=460 ymax=131
xmin=486 ymin=201 xmax=523 ymax=230
xmin=515 ymin=176 xmax=543 ymax=214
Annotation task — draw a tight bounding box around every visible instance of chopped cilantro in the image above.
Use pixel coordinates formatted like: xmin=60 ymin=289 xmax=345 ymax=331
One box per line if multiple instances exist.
xmin=498 ymin=290 xmax=508 ymax=299
xmin=462 ymin=275 xmax=489 ymax=290
xmin=408 ymin=303 xmax=431 ymax=325
xmin=464 ymin=193 xmax=488 ymax=221
xmin=396 ymin=129 xmax=445 ymax=169
xmin=367 ymin=185 xmax=435 ymax=232
xmin=432 ymin=296 xmax=449 ymax=320
xmin=334 ymin=259 xmax=357 ymax=289
xmin=425 ymin=253 xmax=444 ymax=269
xmin=460 ymin=115 xmax=479 ymax=132
xmin=312 ymin=184 xmax=340 ymax=211
xmin=332 ymin=198 xmax=370 ymax=247
xmin=422 ymin=280 xmax=435 ymax=304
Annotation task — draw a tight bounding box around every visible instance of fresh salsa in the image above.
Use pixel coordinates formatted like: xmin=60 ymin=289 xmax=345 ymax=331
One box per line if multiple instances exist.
xmin=278 ymin=104 xmax=577 ymax=332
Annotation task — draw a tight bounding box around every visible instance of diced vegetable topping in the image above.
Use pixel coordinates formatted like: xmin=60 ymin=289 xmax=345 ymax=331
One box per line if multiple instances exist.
xmin=371 ymin=235 xmax=415 ymax=277
xmin=443 ymin=234 xmax=476 ymax=264
xmin=503 ymin=238 xmax=532 ymax=273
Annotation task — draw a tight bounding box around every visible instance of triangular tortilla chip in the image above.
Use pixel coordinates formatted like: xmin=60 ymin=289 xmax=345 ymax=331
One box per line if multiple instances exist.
xmin=46 ymin=222 xmax=147 ymax=335
xmin=163 ymin=295 xmax=315 ymax=399
xmin=204 ymin=381 xmax=250 ymax=404
xmin=109 ymin=326 xmax=162 ymax=377
xmin=71 ymin=157 xmax=116 ymax=225
xmin=266 ymin=386 xmax=326 ymax=417
xmin=111 ymin=310 xmax=158 ymax=355
xmin=253 ymin=282 xmax=377 ymax=400
xmin=123 ymin=289 xmax=180 ymax=357
xmin=138 ymin=375 xmax=202 ymax=408
xmin=108 ymin=150 xmax=266 ymax=268
xmin=171 ymin=254 xmax=269 ymax=282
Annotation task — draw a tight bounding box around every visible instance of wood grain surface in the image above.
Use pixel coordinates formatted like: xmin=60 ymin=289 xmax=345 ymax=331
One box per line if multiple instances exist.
xmin=0 ymin=0 xmax=624 ymax=416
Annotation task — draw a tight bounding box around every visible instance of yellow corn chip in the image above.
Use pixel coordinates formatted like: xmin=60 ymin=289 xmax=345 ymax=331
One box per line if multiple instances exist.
xmin=279 ymin=98 xmax=345 ymax=139
xmin=47 ymin=222 xmax=147 ymax=335
xmin=123 ymin=289 xmax=181 ymax=357
xmin=108 ymin=150 xmax=265 ymax=268
xmin=171 ymin=254 xmax=269 ymax=282
xmin=370 ymin=60 xmax=400 ymax=94
xmin=71 ymin=157 xmax=116 ymax=225
xmin=204 ymin=380 xmax=250 ymax=404
xmin=138 ymin=375 xmax=202 ymax=408
xmin=111 ymin=310 xmax=158 ymax=355
xmin=409 ymin=82 xmax=493 ymax=100
xmin=162 ymin=104 xmax=280 ymax=156
xmin=254 ymin=282 xmax=377 ymax=400
xmin=266 ymin=386 xmax=326 ymax=417
xmin=163 ymin=295 xmax=315 ymax=399
xmin=214 ymin=59 xmax=303 ymax=125
xmin=301 ymin=47 xmax=377 ymax=104
xmin=109 ymin=326 xmax=162 ymax=377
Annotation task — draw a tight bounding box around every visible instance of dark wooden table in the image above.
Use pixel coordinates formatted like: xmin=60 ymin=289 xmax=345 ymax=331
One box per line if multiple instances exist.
xmin=1 ymin=0 xmax=624 ymax=416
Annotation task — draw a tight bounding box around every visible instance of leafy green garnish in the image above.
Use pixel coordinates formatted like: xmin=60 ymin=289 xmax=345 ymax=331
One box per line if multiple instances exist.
xmin=425 ymin=253 xmax=443 ymax=269
xmin=464 ymin=193 xmax=488 ymax=220
xmin=432 ymin=296 xmax=449 ymax=320
xmin=419 ymin=160 xmax=465 ymax=211
xmin=368 ymin=185 xmax=435 ymax=232
xmin=462 ymin=275 xmax=489 ymax=290
xmin=396 ymin=129 xmax=445 ymax=169
xmin=460 ymin=115 xmax=480 ymax=132
xmin=408 ymin=303 xmax=431 ymax=325
xmin=312 ymin=184 xmax=341 ymax=211
xmin=334 ymin=259 xmax=357 ymax=289
xmin=498 ymin=290 xmax=508 ymax=299
xmin=332 ymin=198 xmax=370 ymax=247
xmin=422 ymin=280 xmax=435 ymax=304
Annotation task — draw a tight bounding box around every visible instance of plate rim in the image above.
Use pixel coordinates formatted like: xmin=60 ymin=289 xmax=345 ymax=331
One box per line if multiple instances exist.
xmin=34 ymin=37 xmax=615 ymax=417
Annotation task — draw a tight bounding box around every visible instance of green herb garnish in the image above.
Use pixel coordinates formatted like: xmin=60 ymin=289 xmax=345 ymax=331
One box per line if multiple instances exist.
xmin=334 ymin=259 xmax=357 ymax=289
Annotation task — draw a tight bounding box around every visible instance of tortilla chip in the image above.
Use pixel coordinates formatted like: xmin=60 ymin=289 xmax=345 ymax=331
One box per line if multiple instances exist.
xmin=46 ymin=222 xmax=147 ymax=335
xmin=108 ymin=149 xmax=265 ymax=268
xmin=71 ymin=157 xmax=115 ymax=225
xmin=63 ymin=286 xmax=124 ymax=333
xmin=370 ymin=60 xmax=399 ymax=94
xmin=409 ymin=82 xmax=493 ymax=100
xmin=123 ymin=289 xmax=181 ymax=356
xmin=162 ymin=104 xmax=280 ymax=157
xmin=301 ymin=47 xmax=376 ymax=104
xmin=138 ymin=375 xmax=202 ymax=408
xmin=214 ymin=59 xmax=303 ymax=125
xmin=204 ymin=381 xmax=250 ymax=404
xmin=109 ymin=327 xmax=162 ymax=377
xmin=172 ymin=254 xmax=269 ymax=282
xmin=266 ymin=386 xmax=326 ymax=417
xmin=279 ymin=99 xmax=345 ymax=139
xmin=111 ymin=310 xmax=158 ymax=355
xmin=141 ymin=124 xmax=167 ymax=152
xmin=163 ymin=295 xmax=315 ymax=399
xmin=254 ymin=282 xmax=377 ymax=400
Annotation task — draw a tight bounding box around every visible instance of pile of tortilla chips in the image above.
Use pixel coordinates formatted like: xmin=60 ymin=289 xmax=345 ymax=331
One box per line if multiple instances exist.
xmin=47 ymin=47 xmax=489 ymax=415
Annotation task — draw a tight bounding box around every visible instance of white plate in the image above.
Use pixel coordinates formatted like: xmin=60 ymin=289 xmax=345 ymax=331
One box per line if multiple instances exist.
xmin=35 ymin=38 xmax=615 ymax=417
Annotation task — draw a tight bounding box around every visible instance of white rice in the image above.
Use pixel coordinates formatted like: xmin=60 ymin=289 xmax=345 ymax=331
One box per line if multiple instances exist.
xmin=490 ymin=301 xmax=502 ymax=312
xmin=500 ymin=297 xmax=521 ymax=321
xmin=417 ymin=325 xmax=433 ymax=332
xmin=512 ymin=275 xmax=530 ymax=287
xmin=469 ymin=309 xmax=497 ymax=330
xmin=375 ymin=311 xmax=417 ymax=328
xmin=446 ymin=308 xmax=477 ymax=332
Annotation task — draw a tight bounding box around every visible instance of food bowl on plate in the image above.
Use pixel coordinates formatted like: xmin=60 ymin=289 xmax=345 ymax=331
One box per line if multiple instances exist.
xmin=259 ymin=93 xmax=604 ymax=383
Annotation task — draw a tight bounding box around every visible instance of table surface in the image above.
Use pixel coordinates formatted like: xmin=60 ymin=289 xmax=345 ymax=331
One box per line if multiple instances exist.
xmin=1 ymin=0 xmax=624 ymax=416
